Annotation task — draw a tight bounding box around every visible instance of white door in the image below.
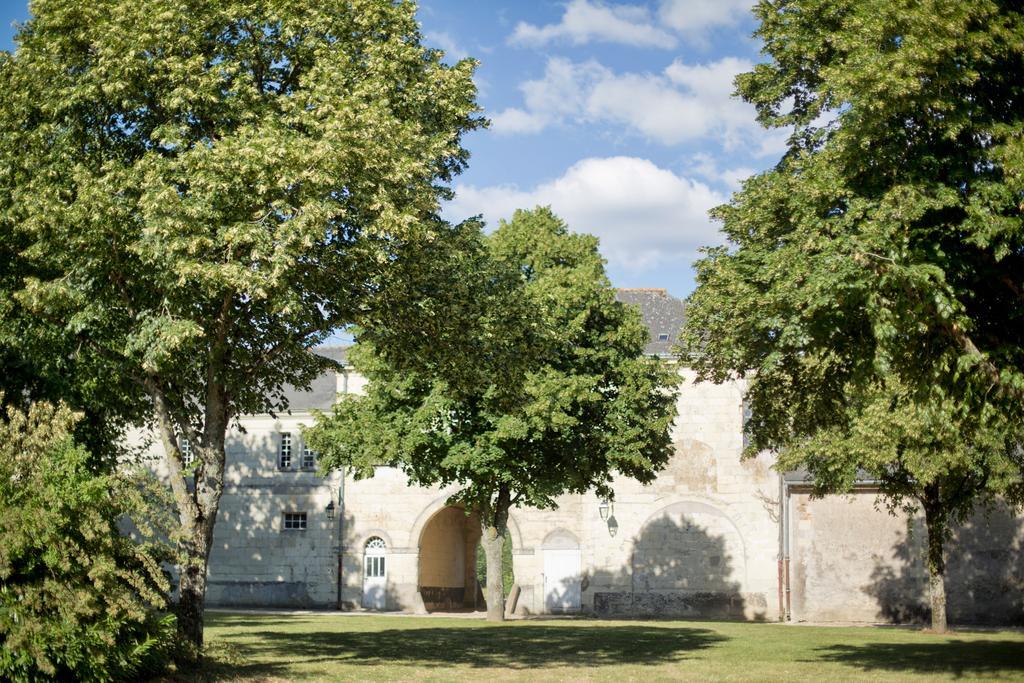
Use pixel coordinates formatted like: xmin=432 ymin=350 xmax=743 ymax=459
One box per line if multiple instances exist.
xmin=362 ymin=537 xmax=387 ymax=609
xmin=544 ymin=548 xmax=582 ymax=612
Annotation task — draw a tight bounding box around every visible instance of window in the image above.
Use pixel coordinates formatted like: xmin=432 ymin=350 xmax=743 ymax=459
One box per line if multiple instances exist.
xmin=657 ymin=333 xmax=670 ymax=342
xmin=365 ymin=554 xmax=386 ymax=577
xmin=179 ymin=438 xmax=194 ymax=467
xmin=301 ymin=444 xmax=316 ymax=470
xmin=279 ymin=432 xmax=292 ymax=469
xmin=283 ymin=512 xmax=307 ymax=530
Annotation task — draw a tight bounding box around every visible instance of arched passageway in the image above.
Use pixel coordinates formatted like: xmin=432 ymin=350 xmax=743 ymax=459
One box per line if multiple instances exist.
xmin=418 ymin=505 xmax=482 ymax=612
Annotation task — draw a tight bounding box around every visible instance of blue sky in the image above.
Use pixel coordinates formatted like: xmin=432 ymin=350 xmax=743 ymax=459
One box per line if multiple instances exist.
xmin=0 ymin=0 xmax=781 ymax=299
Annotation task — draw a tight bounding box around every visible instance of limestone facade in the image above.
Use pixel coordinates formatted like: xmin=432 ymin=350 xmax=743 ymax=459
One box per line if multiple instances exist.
xmin=132 ymin=289 xmax=1023 ymax=624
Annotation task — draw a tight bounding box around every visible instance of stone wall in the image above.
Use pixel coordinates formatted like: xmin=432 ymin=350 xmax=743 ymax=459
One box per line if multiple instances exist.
xmin=132 ymin=367 xmax=784 ymax=618
xmin=573 ymin=369 xmax=779 ymax=621
xmin=789 ymin=492 xmax=1024 ymax=625
xmin=131 ymin=412 xmax=343 ymax=608
xmin=129 ymin=359 xmax=1024 ymax=623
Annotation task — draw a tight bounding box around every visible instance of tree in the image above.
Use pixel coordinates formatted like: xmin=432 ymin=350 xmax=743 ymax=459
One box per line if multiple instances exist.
xmin=0 ymin=399 xmax=176 ymax=682
xmin=0 ymin=0 xmax=482 ymax=649
xmin=681 ymin=0 xmax=1024 ymax=632
xmin=307 ymin=208 xmax=679 ymax=620
xmin=0 ymin=155 xmax=143 ymax=465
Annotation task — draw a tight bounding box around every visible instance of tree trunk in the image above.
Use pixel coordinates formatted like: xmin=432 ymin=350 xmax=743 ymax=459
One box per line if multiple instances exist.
xmin=177 ymin=522 xmax=213 ymax=651
xmin=481 ymin=524 xmax=506 ymax=621
xmin=149 ymin=381 xmax=227 ymax=656
xmin=922 ymin=488 xmax=948 ymax=634
xmin=480 ymin=485 xmax=511 ymax=622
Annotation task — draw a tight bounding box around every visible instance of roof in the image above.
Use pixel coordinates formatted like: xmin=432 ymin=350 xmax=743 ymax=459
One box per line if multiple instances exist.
xmin=279 ymin=346 xmax=348 ymax=413
xmin=615 ymin=288 xmax=687 ymax=357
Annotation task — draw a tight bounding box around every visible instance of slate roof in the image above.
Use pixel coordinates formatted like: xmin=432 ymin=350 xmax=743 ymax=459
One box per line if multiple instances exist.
xmin=614 ymin=288 xmax=687 ymax=357
xmin=280 ymin=346 xmax=348 ymax=413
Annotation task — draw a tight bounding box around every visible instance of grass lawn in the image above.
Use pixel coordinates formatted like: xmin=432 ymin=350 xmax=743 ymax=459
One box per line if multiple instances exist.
xmin=170 ymin=612 xmax=1024 ymax=682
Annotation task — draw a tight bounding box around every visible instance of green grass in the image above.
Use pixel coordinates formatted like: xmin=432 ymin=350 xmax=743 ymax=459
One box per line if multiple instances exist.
xmin=168 ymin=612 xmax=1024 ymax=682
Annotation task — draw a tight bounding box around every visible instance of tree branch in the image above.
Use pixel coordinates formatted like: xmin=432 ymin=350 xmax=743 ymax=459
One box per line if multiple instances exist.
xmin=146 ymin=378 xmax=199 ymax=524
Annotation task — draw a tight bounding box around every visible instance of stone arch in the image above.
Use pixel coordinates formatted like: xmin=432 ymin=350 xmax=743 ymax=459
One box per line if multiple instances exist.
xmin=407 ymin=492 xmax=524 ymax=552
xmin=629 ymin=499 xmax=749 ymax=592
xmin=542 ymin=528 xmax=580 ymax=550
xmin=355 ymin=528 xmax=394 ymax=552
xmin=416 ymin=504 xmax=482 ymax=612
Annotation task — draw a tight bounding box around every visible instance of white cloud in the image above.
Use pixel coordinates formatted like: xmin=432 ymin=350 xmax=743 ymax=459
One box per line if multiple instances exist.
xmin=658 ymin=0 xmax=755 ymax=33
xmin=490 ymin=56 xmax=776 ymax=155
xmin=687 ymin=153 xmax=756 ymax=192
xmin=490 ymin=58 xmax=609 ymax=136
xmin=424 ymin=31 xmax=469 ymax=62
xmin=489 ymin=107 xmax=549 ymax=134
xmin=510 ymin=0 xmax=677 ymax=49
xmin=447 ymin=156 xmax=726 ymax=270
xmin=586 ymin=71 xmax=714 ymax=145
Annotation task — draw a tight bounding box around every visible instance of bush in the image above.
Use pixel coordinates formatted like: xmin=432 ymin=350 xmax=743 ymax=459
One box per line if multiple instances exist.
xmin=0 ymin=400 xmax=177 ymax=681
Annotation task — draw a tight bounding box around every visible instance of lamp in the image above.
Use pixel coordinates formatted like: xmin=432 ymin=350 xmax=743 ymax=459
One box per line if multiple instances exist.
xmin=325 ymin=500 xmax=336 ymax=520
xmin=598 ymin=498 xmax=612 ymax=521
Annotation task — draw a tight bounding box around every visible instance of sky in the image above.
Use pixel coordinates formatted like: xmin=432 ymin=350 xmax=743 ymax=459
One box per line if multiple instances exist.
xmin=0 ymin=0 xmax=782 ymax=300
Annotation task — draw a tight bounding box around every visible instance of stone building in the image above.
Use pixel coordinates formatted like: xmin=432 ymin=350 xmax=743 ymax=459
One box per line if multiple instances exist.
xmin=137 ymin=289 xmax=1023 ymax=624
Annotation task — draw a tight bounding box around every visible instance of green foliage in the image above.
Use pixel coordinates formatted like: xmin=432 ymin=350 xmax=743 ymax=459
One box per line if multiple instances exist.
xmin=682 ymin=0 xmax=1024 ymax=534
xmin=0 ymin=0 xmax=483 ymax=420
xmin=0 ymin=0 xmax=482 ymax=644
xmin=0 ymin=400 xmax=177 ymax=682
xmin=309 ymin=206 xmax=678 ymax=517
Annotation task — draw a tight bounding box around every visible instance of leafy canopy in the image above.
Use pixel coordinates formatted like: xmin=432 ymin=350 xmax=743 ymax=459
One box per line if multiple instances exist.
xmin=0 ymin=0 xmax=483 ymax=424
xmin=308 ymin=208 xmax=678 ymax=514
xmin=0 ymin=400 xmax=176 ymax=682
xmin=0 ymin=0 xmax=483 ymax=646
xmin=681 ymin=0 xmax=1024 ymax=513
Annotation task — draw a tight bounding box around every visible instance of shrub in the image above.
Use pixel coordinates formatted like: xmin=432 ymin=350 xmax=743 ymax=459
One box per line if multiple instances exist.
xmin=0 ymin=400 xmax=176 ymax=681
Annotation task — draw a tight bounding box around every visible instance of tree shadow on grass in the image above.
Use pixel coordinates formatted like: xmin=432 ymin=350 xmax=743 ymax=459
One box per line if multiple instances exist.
xmin=196 ymin=617 xmax=727 ymax=680
xmin=813 ymin=639 xmax=1024 ymax=678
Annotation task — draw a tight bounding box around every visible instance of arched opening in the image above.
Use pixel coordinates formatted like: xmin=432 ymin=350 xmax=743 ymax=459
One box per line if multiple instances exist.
xmin=362 ymin=536 xmax=388 ymax=610
xmin=417 ymin=505 xmax=482 ymax=612
xmin=623 ymin=500 xmax=750 ymax=619
xmin=631 ymin=501 xmax=748 ymax=592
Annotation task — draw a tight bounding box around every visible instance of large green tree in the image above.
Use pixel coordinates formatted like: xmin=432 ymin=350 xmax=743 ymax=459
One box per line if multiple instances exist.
xmin=682 ymin=0 xmax=1024 ymax=632
xmin=308 ymin=208 xmax=678 ymax=621
xmin=0 ymin=0 xmax=482 ymax=648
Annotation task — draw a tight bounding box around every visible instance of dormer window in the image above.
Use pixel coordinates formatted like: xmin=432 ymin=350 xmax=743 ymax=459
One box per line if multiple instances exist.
xmin=658 ymin=333 xmax=669 ymax=342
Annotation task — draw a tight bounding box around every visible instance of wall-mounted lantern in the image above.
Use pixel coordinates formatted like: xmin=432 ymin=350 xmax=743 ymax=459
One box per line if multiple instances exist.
xmin=598 ymin=498 xmax=613 ymax=521
xmin=325 ymin=500 xmax=336 ymax=520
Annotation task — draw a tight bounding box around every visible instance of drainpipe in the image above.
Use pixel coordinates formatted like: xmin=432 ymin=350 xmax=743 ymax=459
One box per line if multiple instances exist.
xmin=777 ymin=473 xmax=786 ymax=622
xmin=783 ymin=479 xmax=792 ymax=621
xmin=778 ymin=475 xmax=793 ymax=622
